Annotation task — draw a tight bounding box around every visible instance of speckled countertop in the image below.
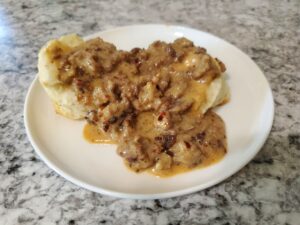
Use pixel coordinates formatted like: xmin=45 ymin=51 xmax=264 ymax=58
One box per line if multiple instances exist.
xmin=0 ymin=0 xmax=299 ymax=224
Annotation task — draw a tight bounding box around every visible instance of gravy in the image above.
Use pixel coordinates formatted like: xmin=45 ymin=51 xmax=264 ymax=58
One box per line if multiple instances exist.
xmin=54 ymin=37 xmax=229 ymax=175
xmin=83 ymin=123 xmax=115 ymax=144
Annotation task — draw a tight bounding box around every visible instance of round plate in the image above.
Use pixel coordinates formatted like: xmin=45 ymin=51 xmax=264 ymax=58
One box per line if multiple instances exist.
xmin=24 ymin=24 xmax=274 ymax=199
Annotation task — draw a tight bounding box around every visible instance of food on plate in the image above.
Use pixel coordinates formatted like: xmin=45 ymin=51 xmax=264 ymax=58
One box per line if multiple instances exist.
xmin=38 ymin=34 xmax=230 ymax=176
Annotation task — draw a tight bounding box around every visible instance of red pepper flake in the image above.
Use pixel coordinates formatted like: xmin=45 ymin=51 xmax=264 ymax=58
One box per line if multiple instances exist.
xmin=158 ymin=112 xmax=166 ymax=121
xmin=184 ymin=141 xmax=191 ymax=149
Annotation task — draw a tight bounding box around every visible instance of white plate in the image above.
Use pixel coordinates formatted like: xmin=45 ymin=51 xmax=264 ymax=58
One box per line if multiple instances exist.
xmin=24 ymin=24 xmax=274 ymax=199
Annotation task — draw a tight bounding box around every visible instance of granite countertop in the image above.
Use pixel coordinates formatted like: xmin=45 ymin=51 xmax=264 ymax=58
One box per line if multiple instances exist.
xmin=0 ymin=0 xmax=299 ymax=224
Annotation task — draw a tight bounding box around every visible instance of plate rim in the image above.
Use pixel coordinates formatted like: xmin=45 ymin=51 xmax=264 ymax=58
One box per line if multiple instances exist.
xmin=24 ymin=24 xmax=274 ymax=199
